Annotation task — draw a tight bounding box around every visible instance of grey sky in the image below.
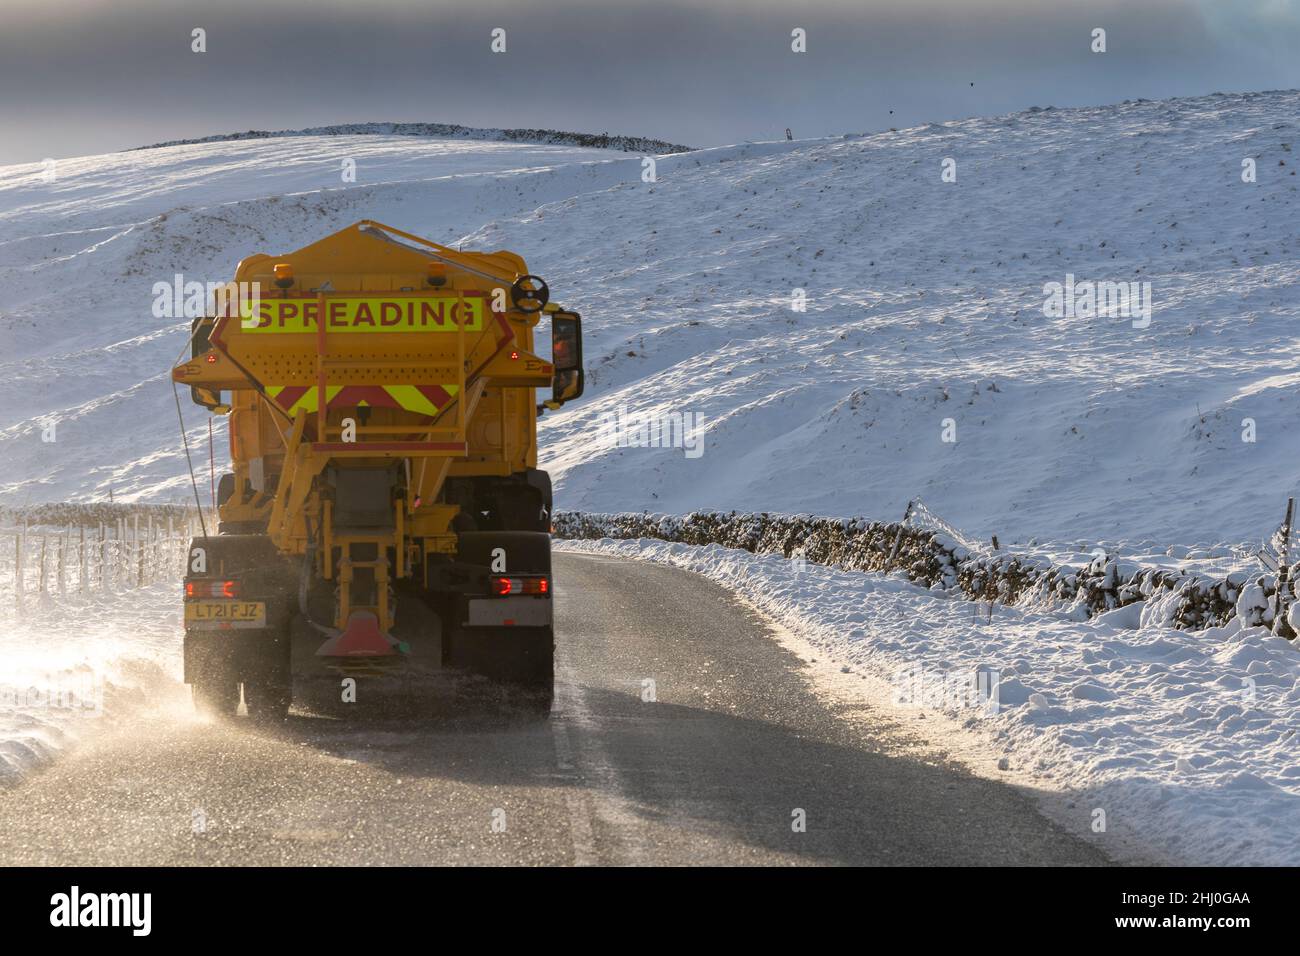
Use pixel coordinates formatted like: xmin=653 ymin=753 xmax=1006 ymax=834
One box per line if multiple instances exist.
xmin=2 ymin=0 xmax=1298 ymax=165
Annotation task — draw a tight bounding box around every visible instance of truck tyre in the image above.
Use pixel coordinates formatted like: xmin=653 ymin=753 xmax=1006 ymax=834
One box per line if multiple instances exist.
xmin=243 ymin=678 xmax=292 ymax=722
xmin=504 ymin=626 xmax=554 ymax=712
xmin=512 ymin=627 xmax=554 ymax=717
xmin=507 ymin=631 xmax=554 ymax=717
xmin=241 ymin=616 xmax=295 ymax=723
xmin=191 ymin=660 xmax=240 ymax=718
xmin=240 ymin=618 xmax=293 ymax=722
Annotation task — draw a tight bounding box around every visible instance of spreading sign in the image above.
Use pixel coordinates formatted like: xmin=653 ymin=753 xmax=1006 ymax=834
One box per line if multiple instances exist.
xmin=239 ymin=295 xmax=487 ymax=333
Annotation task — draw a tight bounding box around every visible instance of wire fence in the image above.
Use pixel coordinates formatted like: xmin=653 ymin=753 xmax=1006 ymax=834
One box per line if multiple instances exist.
xmin=0 ymin=511 xmax=207 ymax=612
xmin=903 ymin=494 xmax=1287 ymax=581
xmin=903 ymin=498 xmax=987 ymax=554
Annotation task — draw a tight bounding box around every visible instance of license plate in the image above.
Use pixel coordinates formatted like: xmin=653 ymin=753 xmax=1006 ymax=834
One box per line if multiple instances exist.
xmin=465 ymin=597 xmax=552 ymax=628
xmin=185 ymin=601 xmax=266 ymax=629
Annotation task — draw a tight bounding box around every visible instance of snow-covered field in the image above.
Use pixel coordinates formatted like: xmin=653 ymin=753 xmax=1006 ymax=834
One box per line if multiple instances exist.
xmin=0 ymin=94 xmax=1298 ymax=861
xmin=560 ymin=536 xmax=1300 ymax=866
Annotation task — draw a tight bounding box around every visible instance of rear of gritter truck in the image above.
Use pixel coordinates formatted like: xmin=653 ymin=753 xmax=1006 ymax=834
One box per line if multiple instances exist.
xmin=170 ymin=220 xmax=585 ymax=718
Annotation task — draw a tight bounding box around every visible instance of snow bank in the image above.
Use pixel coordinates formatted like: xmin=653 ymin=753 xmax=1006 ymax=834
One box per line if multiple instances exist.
xmin=0 ymin=505 xmax=196 ymax=785
xmin=558 ymin=536 xmax=1300 ymax=866
xmin=0 ymin=582 xmax=188 ymax=786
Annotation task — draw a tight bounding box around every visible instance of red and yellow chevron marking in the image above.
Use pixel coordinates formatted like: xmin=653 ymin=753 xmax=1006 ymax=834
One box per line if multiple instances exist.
xmin=265 ymin=384 xmax=459 ymax=416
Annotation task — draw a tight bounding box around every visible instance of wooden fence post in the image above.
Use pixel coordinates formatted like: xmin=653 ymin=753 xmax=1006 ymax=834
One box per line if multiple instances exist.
xmin=1275 ymin=497 xmax=1295 ymax=637
xmin=888 ymin=499 xmax=915 ymax=566
xmin=58 ymin=529 xmax=67 ymax=597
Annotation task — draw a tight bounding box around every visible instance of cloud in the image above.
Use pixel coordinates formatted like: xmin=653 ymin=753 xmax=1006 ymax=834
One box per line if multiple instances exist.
xmin=1194 ymin=0 xmax=1300 ymax=64
xmin=0 ymin=0 xmax=1297 ymax=164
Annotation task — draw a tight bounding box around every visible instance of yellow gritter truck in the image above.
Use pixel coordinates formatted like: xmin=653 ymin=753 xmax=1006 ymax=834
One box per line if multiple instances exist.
xmin=170 ymin=220 xmax=584 ymax=718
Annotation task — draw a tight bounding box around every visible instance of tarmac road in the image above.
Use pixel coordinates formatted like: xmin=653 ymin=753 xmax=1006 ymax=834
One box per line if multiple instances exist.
xmin=0 ymin=553 xmax=1110 ymax=866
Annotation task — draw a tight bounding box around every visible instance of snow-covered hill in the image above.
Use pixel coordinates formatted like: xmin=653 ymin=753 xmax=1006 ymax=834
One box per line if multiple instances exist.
xmin=0 ymin=132 xmax=630 ymax=504
xmin=530 ymin=91 xmax=1300 ymax=550
xmin=1 ymin=92 xmax=1298 ymax=553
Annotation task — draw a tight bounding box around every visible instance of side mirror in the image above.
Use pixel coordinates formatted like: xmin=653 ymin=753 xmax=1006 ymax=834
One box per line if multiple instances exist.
xmin=189 ymin=317 xmax=227 ymax=412
xmin=551 ymin=311 xmax=584 ymax=404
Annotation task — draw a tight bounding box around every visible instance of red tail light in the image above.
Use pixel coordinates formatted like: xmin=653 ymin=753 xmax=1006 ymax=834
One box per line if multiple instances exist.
xmin=489 ymin=575 xmax=549 ymax=597
xmin=185 ymin=579 xmax=239 ymax=600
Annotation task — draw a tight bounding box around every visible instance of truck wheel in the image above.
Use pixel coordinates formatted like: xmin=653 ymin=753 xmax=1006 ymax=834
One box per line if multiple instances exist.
xmin=517 ymin=629 xmax=554 ymax=716
xmin=243 ymin=679 xmax=292 ymax=722
xmin=515 ymin=628 xmax=554 ymax=695
xmin=242 ymin=621 xmax=294 ymax=722
xmin=191 ymin=663 xmax=240 ymax=718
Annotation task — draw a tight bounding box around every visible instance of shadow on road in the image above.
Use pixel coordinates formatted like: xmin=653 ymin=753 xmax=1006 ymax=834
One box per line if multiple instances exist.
xmin=239 ymin=682 xmax=1109 ymax=866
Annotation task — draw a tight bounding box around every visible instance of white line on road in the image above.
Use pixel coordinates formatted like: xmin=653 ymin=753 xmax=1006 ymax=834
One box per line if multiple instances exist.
xmin=551 ymin=666 xmax=598 ymax=867
xmin=552 ymin=651 xmax=652 ymax=866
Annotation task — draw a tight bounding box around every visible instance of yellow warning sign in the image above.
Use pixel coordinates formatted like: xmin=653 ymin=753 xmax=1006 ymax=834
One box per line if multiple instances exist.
xmin=239 ymin=296 xmax=486 ymax=333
